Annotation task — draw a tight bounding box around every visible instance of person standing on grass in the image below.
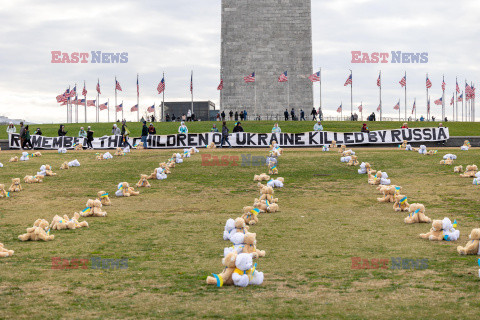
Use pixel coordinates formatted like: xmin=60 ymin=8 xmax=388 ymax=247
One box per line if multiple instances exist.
xmin=221 ymin=110 xmax=226 ymax=121
xmin=19 ymin=122 xmax=25 ymax=149
xmin=284 ymin=109 xmax=289 ymax=121
xmin=178 ymin=121 xmax=188 ymax=134
xmin=112 ymin=124 xmax=121 ymax=135
xmin=240 ymin=110 xmax=244 ymax=121
xmin=6 ymin=122 xmax=16 ymax=135
xmin=244 ymin=109 xmax=247 ymax=121
xmin=86 ymin=126 xmax=94 ymax=149
xmin=314 ymin=121 xmax=323 ymax=131
xmin=58 ymin=124 xmax=67 ymax=137
xmin=211 ymin=124 xmax=219 ymax=132
xmin=311 ymin=108 xmax=317 ymax=121
xmin=233 ymin=122 xmax=244 ymax=133
xmin=234 ymin=111 xmax=239 ymax=121
xmin=121 ymin=121 xmax=132 ymax=148
xmin=187 ymin=109 xmax=192 ymax=122
xmin=220 ymin=121 xmax=231 ymax=148
xmin=141 ymin=121 xmax=149 ymax=148
xmin=148 ymin=123 xmax=156 ymax=135
xmin=78 ymin=127 xmax=87 ymax=138
xmin=22 ymin=125 xmax=33 ymax=149
xmin=300 ymin=109 xmax=305 ymax=121
xmin=272 ymin=122 xmax=281 ymax=133
xmin=229 ymin=110 xmax=233 ymax=121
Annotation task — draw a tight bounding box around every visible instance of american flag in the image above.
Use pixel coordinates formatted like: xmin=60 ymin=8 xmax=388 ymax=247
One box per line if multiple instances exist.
xmin=190 ymin=72 xmax=193 ymax=93
xmin=244 ymin=72 xmax=255 ymax=83
xmin=358 ymin=104 xmax=363 ymax=112
xmin=426 ymin=77 xmax=432 ymax=89
xmin=278 ymin=71 xmax=288 ymax=82
xmin=450 ymin=95 xmax=454 ymax=105
xmin=96 ymin=80 xmax=101 ymax=94
xmin=217 ymin=79 xmax=223 ymax=90
xmin=456 ymin=80 xmax=460 ymax=93
xmin=411 ymin=100 xmax=416 ymax=114
xmin=337 ymin=104 xmax=342 ymax=113
xmin=157 ymin=77 xmax=165 ymax=94
xmin=99 ymin=102 xmax=108 ymax=110
xmin=441 ymin=78 xmax=446 ymax=91
xmin=60 ymin=101 xmax=67 ymax=106
xmin=66 ymin=87 xmax=76 ymax=98
xmin=116 ymin=80 xmax=122 ymax=91
xmin=472 ymin=85 xmax=475 ymax=99
xmin=131 ymin=104 xmax=138 ymax=112
xmin=399 ymin=75 xmax=406 ymax=88
xmin=457 ymin=93 xmax=463 ymax=102
xmin=377 ymin=74 xmax=381 ymax=87
xmin=56 ymin=94 xmax=66 ymax=103
xmin=87 ymin=100 xmax=96 ymax=106
xmin=434 ymin=97 xmax=443 ymax=105
xmin=344 ymin=74 xmax=352 ymax=86
xmin=466 ymin=82 xmax=474 ymax=100
xmin=308 ymin=71 xmax=320 ymax=82
xmin=82 ymin=83 xmax=87 ymax=96
xmin=80 ymin=98 xmax=86 ymax=104
xmin=137 ymin=76 xmax=139 ymax=97
xmin=147 ymin=104 xmax=155 ymax=113
xmin=393 ymin=100 xmax=400 ymax=110
xmin=116 ymin=103 xmax=123 ymax=112
xmin=376 ymin=104 xmax=381 ymax=112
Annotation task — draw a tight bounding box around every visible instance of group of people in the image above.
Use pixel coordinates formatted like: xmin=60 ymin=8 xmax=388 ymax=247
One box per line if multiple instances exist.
xmin=284 ymin=108 xmax=307 ymax=121
xmin=6 ymin=122 xmax=42 ymax=150
xmin=216 ymin=110 xmax=248 ymax=122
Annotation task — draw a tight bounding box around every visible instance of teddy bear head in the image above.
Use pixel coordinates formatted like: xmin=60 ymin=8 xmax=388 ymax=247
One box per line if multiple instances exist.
xmin=409 ymin=203 xmax=425 ymax=214
xmin=277 ymin=177 xmax=284 ymax=183
xmin=140 ymin=174 xmax=148 ymax=180
xmin=235 ymin=253 xmax=253 ymax=271
xmin=45 ymin=165 xmax=52 ymax=170
xmin=0 ymin=184 xmax=5 ymax=190
xmin=35 ymin=219 xmax=50 ymax=230
xmin=234 ymin=217 xmax=246 ymax=229
xmin=12 ymin=178 xmax=20 ymax=185
xmin=93 ymin=199 xmax=102 ymax=208
xmin=430 ymin=220 xmax=443 ymax=232
xmin=97 ymin=191 xmax=106 ymax=198
xmin=442 ymin=217 xmax=454 ymax=231
xmin=244 ymin=233 xmax=257 ymax=246
xmin=468 ymin=228 xmax=480 ymax=240
xmin=222 ymin=251 xmax=238 ymax=268
xmin=86 ymin=199 xmax=95 ymax=208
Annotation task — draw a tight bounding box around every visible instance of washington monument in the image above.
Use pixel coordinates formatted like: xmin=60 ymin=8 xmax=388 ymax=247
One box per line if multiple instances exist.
xmin=220 ymin=0 xmax=314 ymax=117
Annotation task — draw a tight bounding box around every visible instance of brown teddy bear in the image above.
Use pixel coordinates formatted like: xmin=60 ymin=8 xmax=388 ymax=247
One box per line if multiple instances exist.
xmin=9 ymin=156 xmax=18 ymax=162
xmin=60 ymin=161 xmax=69 ymax=170
xmin=44 ymin=165 xmax=56 ymax=176
xmin=0 ymin=243 xmax=14 ymax=257
xmin=460 ymin=165 xmax=478 ymax=177
xmin=95 ymin=153 xmax=104 ymax=160
xmin=330 ymin=140 xmax=337 ymax=148
xmin=51 ymin=213 xmax=89 ymax=230
xmin=97 ymin=191 xmax=111 ymax=206
xmin=368 ymin=171 xmax=382 ymax=185
xmin=440 ymin=159 xmax=453 ymax=165
xmin=454 ymin=165 xmax=463 ymax=173
xmin=253 ymin=173 xmax=270 ymax=182
xmin=393 ymin=194 xmax=410 ymax=212
xmin=258 ymin=185 xmax=278 ymax=202
xmin=419 ymin=220 xmax=444 ymax=241
xmin=146 ymin=168 xmax=158 ymax=180
xmin=347 ymin=155 xmax=359 ymax=166
xmin=80 ymin=199 xmax=107 ymax=217
xmin=338 ymin=145 xmax=346 ymax=153
xmin=23 ymin=175 xmax=44 ymax=184
xmin=404 ymin=203 xmax=431 ymax=224
xmin=135 ymin=142 xmax=145 ymax=149
xmin=457 ymin=228 xmax=480 ymax=255
xmin=400 ymin=140 xmax=407 ymax=148
xmin=0 ymin=184 xmax=9 ymax=198
xmin=32 ymin=151 xmax=42 ymax=157
xmin=241 ymin=206 xmax=263 ymax=225
xmin=114 ymin=147 xmax=125 ymax=156
xmin=206 ymin=251 xmax=237 ymax=287
xmin=74 ymin=143 xmax=83 ymax=151
xmin=233 ymin=217 xmax=249 ymax=234
xmin=242 ymin=233 xmax=266 ymax=258
xmin=50 ymin=215 xmax=70 ymax=230
xmin=268 ymin=161 xmax=278 ymax=175
xmin=377 ymin=186 xmax=396 ymax=203
xmin=115 ymin=182 xmax=140 ymax=197
xmin=426 ymin=150 xmax=438 ymax=155
xmin=159 ymin=162 xmax=172 ymax=174
xmin=18 ymin=219 xmax=54 ymax=241
xmin=136 ymin=174 xmax=151 ymax=188
xmin=8 ymin=178 xmax=22 ymax=192
xmin=206 ymin=142 xmax=216 ymax=149
xmin=253 ymin=199 xmax=279 ymax=212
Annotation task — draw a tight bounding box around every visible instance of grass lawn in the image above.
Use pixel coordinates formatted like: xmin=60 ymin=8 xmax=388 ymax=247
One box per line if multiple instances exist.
xmin=1 ymin=120 xmax=480 ymax=140
xmin=0 ymin=147 xmax=480 ymax=319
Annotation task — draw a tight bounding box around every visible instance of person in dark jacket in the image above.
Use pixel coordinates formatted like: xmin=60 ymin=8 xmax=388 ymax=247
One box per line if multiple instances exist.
xmin=141 ymin=121 xmax=148 ymax=148
xmin=311 ymin=108 xmax=317 ymax=121
xmin=121 ymin=121 xmax=132 ymax=148
xmin=34 ymin=128 xmax=42 ymax=135
xmin=233 ymin=122 xmax=244 ymax=133
xmin=148 ymin=123 xmax=156 ymax=135
xmin=86 ymin=126 xmax=94 ymax=149
xmin=22 ymin=125 xmax=33 ymax=149
xmin=58 ymin=124 xmax=67 ymax=136
xmin=220 ymin=121 xmax=231 ymax=148
xmin=19 ymin=122 xmax=25 ymax=149
xmin=221 ymin=111 xmax=226 ymax=121
xmin=234 ymin=111 xmax=239 ymax=121
xmin=284 ymin=109 xmax=289 ymax=121
xmin=361 ymin=123 xmax=370 ymax=133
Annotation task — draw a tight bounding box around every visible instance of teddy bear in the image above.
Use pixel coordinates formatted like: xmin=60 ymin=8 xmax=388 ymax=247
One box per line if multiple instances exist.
xmin=418 ymin=145 xmax=427 ymax=154
xmin=330 ymin=140 xmax=337 ymax=148
xmin=473 ymin=178 xmax=480 ymax=185
xmin=123 ymin=146 xmax=131 ymax=153
xmin=64 ymin=212 xmax=89 ymax=229
xmin=103 ymin=152 xmax=113 ymax=160
xmin=267 ymin=161 xmax=278 ymax=175
xmin=420 ymin=218 xmax=459 ymax=241
xmin=347 ymin=155 xmax=359 ymax=166
xmin=368 ymin=171 xmax=382 ymax=185
xmin=115 ymin=182 xmax=140 ymax=197
xmin=457 ymin=228 xmax=480 ymax=255
xmin=0 ymin=184 xmax=9 ymax=198
xmin=460 ymin=165 xmax=478 ymax=177
xmin=206 ymin=251 xmax=237 ymax=287
xmin=20 ymin=152 xmax=29 ymax=161
xmin=232 ymin=253 xmax=264 ymax=287
xmin=233 ymin=217 xmax=249 ymax=235
xmin=206 ymin=142 xmax=216 ymax=149
xmin=23 ymin=175 xmax=43 ymax=184
xmin=167 ymin=160 xmax=175 ymax=168
xmin=338 ymin=144 xmax=346 ymax=153
xmin=454 ymin=165 xmax=463 ymax=173
xmin=254 ymin=173 xmax=270 ymax=182
xmin=155 ymin=168 xmax=167 ymax=180
xmin=444 ymin=154 xmax=457 ymax=160
xmin=114 ymin=147 xmax=125 ymax=156
xmin=393 ymin=194 xmax=410 ymax=212
xmin=159 ymin=162 xmax=171 ymax=174
xmin=405 ymin=144 xmax=412 ymax=151
xmin=97 ymin=191 xmax=111 ymax=206
xmin=50 ymin=215 xmax=71 ymax=230
xmin=322 ymin=145 xmax=329 ymax=152
xmin=174 ymin=153 xmax=183 ymax=164
xmin=32 ymin=151 xmax=42 ymax=157
xmin=426 ymin=150 xmax=438 ymax=155
xmin=266 ymin=177 xmax=284 ymax=188
xmin=136 ymin=174 xmax=151 ymax=188
xmin=241 ymin=206 xmax=263 ymax=225
xmin=9 ymin=156 xmax=18 ymax=162
xmin=440 ymin=159 xmax=453 ymax=165
xmin=223 ymin=218 xmax=236 ymax=241
xmin=134 ymin=142 xmax=144 ymax=149
xmin=68 ymin=159 xmax=80 ymax=167
xmin=340 ymin=156 xmax=352 ymax=163
xmin=400 ymin=140 xmax=408 ymax=148
xmin=60 ymin=161 xmax=69 ymax=170
xmin=358 ymin=162 xmax=368 ymax=174
xmin=182 ymin=148 xmax=191 ymax=158
xmin=242 ymin=233 xmax=266 ymax=258
xmin=377 ymin=184 xmax=400 ymax=194
xmin=18 ymin=219 xmax=54 ymax=241
xmin=404 ymin=203 xmax=431 ymax=224
xmin=8 ymin=178 xmax=22 ymax=192
xmin=377 ymin=186 xmax=397 ymax=203
xmin=259 ymin=185 xmax=278 ymax=203
xmin=379 ymin=172 xmax=391 ymax=185
xmin=343 ymin=149 xmax=355 ymax=157
xmin=253 ymin=199 xmax=279 ymax=213
xmin=40 ymin=165 xmax=56 ymax=176
xmin=95 ymin=153 xmax=104 ymax=160
xmin=58 ymin=148 xmax=67 ymax=154
xmin=73 ymin=143 xmax=83 ymax=151
xmin=0 ymin=243 xmax=14 ymax=257
xmin=80 ymin=199 xmax=107 ymax=217
xmin=461 ymin=140 xmax=471 ymax=151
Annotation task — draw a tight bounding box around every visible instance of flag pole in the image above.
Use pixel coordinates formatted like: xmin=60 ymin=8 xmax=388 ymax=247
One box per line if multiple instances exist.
xmin=398 ymin=100 xmax=400 ymax=121
xmin=414 ymin=98 xmax=417 ymax=120
xmin=360 ymin=102 xmax=363 ymax=121
xmin=191 ymin=70 xmax=194 ymax=117
xmin=137 ymin=73 xmax=140 ymax=122
xmin=96 ymin=79 xmax=99 ymax=123
xmin=452 ymin=91 xmax=454 ymax=122
xmin=115 ymin=76 xmax=117 ymax=123
xmin=349 ymin=69 xmax=352 ymax=120
xmin=287 ymin=68 xmax=290 ymax=112
xmin=426 ymin=73 xmax=429 ymax=120
xmin=319 ymin=67 xmax=322 ymax=121
xmin=442 ymin=75 xmax=445 ymax=122
xmin=254 ymin=72 xmax=257 ymax=120
xmin=84 ymin=81 xmax=87 ymax=123
xmin=107 ymin=98 xmax=110 ymax=123
xmin=472 ymin=81 xmax=474 ymax=122
xmin=455 ymin=77 xmax=458 ymax=122
xmin=75 ymin=82 xmax=78 ymax=123
xmin=67 ymin=85 xmax=70 ymax=123
xmin=462 ymin=90 xmax=464 ymax=122
xmin=379 ymin=70 xmax=382 ymax=121
xmin=404 ymin=71 xmax=407 ymax=122
xmin=162 ymin=72 xmax=165 ymax=122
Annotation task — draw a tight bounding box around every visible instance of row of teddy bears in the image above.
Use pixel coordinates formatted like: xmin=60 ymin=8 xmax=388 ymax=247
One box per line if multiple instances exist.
xmin=206 ymin=142 xmax=284 ymax=287
xmin=1 ymin=146 xmax=201 ymax=258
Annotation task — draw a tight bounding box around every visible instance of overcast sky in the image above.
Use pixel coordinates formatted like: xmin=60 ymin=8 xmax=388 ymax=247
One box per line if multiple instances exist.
xmin=0 ymin=0 xmax=478 ymax=123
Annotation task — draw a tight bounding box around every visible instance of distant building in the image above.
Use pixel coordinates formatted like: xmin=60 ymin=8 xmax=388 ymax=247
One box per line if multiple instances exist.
xmin=163 ymin=101 xmax=216 ymax=121
xmin=0 ymin=116 xmax=26 ymax=125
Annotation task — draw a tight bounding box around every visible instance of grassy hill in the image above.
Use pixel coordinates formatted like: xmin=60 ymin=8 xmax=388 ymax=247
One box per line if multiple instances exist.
xmin=1 ymin=120 xmax=479 ymax=139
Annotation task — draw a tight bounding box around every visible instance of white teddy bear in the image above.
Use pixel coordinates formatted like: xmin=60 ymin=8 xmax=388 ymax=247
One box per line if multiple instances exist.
xmin=37 ymin=165 xmax=47 ymax=176
xmin=0 ymin=163 xmax=3 ymax=168
xmin=322 ymin=145 xmax=329 ymax=152
xmin=340 ymin=156 xmax=352 ymax=163
xmin=175 ymin=153 xmax=183 ymax=163
xmin=20 ymin=152 xmax=29 ymax=161
xmin=156 ymin=168 xmax=167 ymax=180
xmin=443 ymin=154 xmax=457 ymax=160
xmin=441 ymin=217 xmax=460 ymax=241
xmin=232 ymin=253 xmax=264 ymax=287
xmin=68 ymin=159 xmax=81 ymax=167
xmin=267 ymin=178 xmax=284 ymax=188
xmin=358 ymin=162 xmax=367 ymax=174
xmin=58 ymin=148 xmax=67 ymax=154
xmin=461 ymin=145 xmax=469 ymax=151
xmin=405 ymin=144 xmax=412 ymax=151
xmin=183 ymin=149 xmax=191 ymax=158
xmin=189 ymin=147 xmax=199 ymax=153
xmin=123 ymin=146 xmax=131 ymax=153
xmin=380 ymin=172 xmax=391 ymax=185
xmin=223 ymin=218 xmax=236 ymax=241
xmin=418 ymin=145 xmax=427 ymax=154
xmin=103 ymin=152 xmax=113 ymax=160
xmin=473 ymin=178 xmax=480 ymax=185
